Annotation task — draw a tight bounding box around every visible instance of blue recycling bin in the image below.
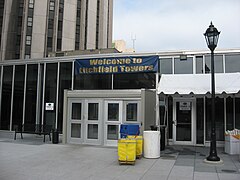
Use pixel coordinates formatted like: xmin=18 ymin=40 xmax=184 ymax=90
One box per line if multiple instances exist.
xmin=120 ymin=124 xmax=140 ymax=138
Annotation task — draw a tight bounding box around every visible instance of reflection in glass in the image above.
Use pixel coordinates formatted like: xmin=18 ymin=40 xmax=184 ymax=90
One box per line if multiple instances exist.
xmin=12 ymin=65 xmax=25 ymax=130
xmin=25 ymin=64 xmax=38 ymax=130
xmin=196 ymin=56 xmax=203 ymax=74
xmin=107 ymin=125 xmax=119 ymax=140
xmin=72 ymin=103 xmax=81 ymax=120
xmin=71 ymin=123 xmax=81 ymax=138
xmin=205 ymin=98 xmax=224 ymax=141
xmin=74 ymin=73 xmax=111 ymax=90
xmin=225 ymin=54 xmax=240 ymax=73
xmin=58 ymin=62 xmax=72 ymax=133
xmin=87 ymin=124 xmax=98 ymax=139
xmin=0 ymin=66 xmax=13 ymax=130
xmin=205 ymin=55 xmax=223 ymax=73
xmin=114 ymin=73 xmax=155 ymax=89
xmin=226 ymin=97 xmax=234 ymax=131
xmin=168 ymin=97 xmax=173 ymax=139
xmin=160 ymin=58 xmax=172 ymax=74
xmin=196 ymin=98 xmax=204 ymax=144
xmin=88 ymin=103 xmax=98 ymax=120
xmin=108 ymin=103 xmax=119 ymax=121
xmin=174 ymin=57 xmax=193 ymax=74
xmin=126 ymin=103 xmax=137 ymax=121
xmin=236 ymin=98 xmax=240 ymax=129
xmin=44 ymin=63 xmax=57 ymax=128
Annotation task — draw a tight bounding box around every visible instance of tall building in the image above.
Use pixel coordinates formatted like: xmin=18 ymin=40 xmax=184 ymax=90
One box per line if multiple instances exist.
xmin=0 ymin=0 xmax=113 ymax=60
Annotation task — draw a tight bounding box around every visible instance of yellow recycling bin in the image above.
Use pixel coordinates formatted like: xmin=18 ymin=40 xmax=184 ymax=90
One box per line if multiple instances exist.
xmin=127 ymin=135 xmax=143 ymax=158
xmin=118 ymin=139 xmax=136 ymax=165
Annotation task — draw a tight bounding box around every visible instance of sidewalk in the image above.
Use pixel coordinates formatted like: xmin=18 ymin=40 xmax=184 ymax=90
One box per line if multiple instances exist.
xmin=0 ymin=133 xmax=239 ymax=180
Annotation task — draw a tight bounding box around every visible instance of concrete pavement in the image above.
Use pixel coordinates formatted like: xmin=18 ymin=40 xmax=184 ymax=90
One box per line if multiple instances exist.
xmin=0 ymin=133 xmax=239 ymax=180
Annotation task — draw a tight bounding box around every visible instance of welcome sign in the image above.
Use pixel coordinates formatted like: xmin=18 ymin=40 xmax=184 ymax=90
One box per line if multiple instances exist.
xmin=75 ymin=55 xmax=158 ymax=74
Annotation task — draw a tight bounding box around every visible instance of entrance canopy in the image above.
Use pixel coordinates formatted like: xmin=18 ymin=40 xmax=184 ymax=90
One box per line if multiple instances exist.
xmin=157 ymin=73 xmax=240 ymax=95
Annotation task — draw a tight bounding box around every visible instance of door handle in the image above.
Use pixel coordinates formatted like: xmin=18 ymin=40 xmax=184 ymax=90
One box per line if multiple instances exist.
xmin=172 ymin=120 xmax=177 ymax=126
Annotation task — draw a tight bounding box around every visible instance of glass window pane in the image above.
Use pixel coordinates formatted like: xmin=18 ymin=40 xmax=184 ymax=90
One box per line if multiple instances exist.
xmin=71 ymin=124 xmax=81 ymax=138
xmin=0 ymin=66 xmax=13 ymax=130
xmin=126 ymin=103 xmax=137 ymax=121
xmin=205 ymin=55 xmax=223 ymax=73
xmin=174 ymin=57 xmax=193 ymax=74
xmin=108 ymin=103 xmax=119 ymax=121
xmin=58 ymin=62 xmax=72 ymax=132
xmin=25 ymin=64 xmax=38 ymax=128
xmin=87 ymin=124 xmax=98 ymax=139
xmin=196 ymin=56 xmax=203 ymax=74
xmin=226 ymin=97 xmax=234 ymax=131
xmin=88 ymin=103 xmax=98 ymax=120
xmin=196 ymin=98 xmax=204 ymax=144
xmin=107 ymin=125 xmax=119 ymax=140
xmin=159 ymin=97 xmax=165 ymax=125
xmin=168 ymin=97 xmax=173 ymax=139
xmin=225 ymin=54 xmax=240 ymax=73
xmin=114 ymin=73 xmax=155 ymax=89
xmin=44 ymin=63 xmax=57 ymax=127
xmin=215 ymin=98 xmax=224 ymax=141
xmin=236 ymin=98 xmax=240 ymax=129
xmin=160 ymin=58 xmax=172 ymax=74
xmin=74 ymin=74 xmax=112 ymax=90
xmin=205 ymin=98 xmax=224 ymax=141
xmin=72 ymin=103 xmax=81 ymax=120
xmin=12 ymin=65 xmax=25 ymax=130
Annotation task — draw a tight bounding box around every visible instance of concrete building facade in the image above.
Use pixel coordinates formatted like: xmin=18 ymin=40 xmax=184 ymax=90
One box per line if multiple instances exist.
xmin=0 ymin=0 xmax=113 ymax=60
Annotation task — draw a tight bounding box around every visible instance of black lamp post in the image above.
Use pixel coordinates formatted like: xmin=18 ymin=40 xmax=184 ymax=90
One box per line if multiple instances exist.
xmin=204 ymin=22 xmax=220 ymax=161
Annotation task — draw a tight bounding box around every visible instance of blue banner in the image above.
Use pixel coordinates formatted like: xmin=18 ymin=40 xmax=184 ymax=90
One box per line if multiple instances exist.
xmin=75 ymin=55 xmax=158 ymax=74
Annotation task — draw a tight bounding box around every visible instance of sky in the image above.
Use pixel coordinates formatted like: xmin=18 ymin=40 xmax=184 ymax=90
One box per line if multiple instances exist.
xmin=113 ymin=0 xmax=240 ymax=52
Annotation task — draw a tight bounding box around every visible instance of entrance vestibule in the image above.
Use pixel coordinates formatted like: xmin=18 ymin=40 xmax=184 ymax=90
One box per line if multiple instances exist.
xmin=62 ymin=89 xmax=156 ymax=146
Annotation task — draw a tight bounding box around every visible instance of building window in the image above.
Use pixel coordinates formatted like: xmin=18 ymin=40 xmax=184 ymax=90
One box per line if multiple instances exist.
xmin=75 ymin=0 xmax=82 ymax=50
xmin=225 ymin=54 xmax=240 ymax=73
xmin=29 ymin=0 xmax=34 ymax=8
xmin=0 ymin=66 xmax=13 ymax=130
xmin=226 ymin=97 xmax=234 ymax=131
xmin=25 ymin=64 xmax=38 ymax=127
xmin=12 ymin=65 xmax=25 ymax=130
xmin=15 ymin=0 xmax=24 ymax=59
xmin=0 ymin=0 xmax=5 ymax=43
xmin=49 ymin=1 xmax=55 ymax=11
xmin=205 ymin=55 xmax=223 ymax=73
xmin=196 ymin=56 xmax=203 ymax=74
xmin=95 ymin=0 xmax=100 ymax=49
xmin=74 ymin=74 xmax=112 ymax=90
xmin=236 ymin=98 xmax=240 ymax=129
xmin=160 ymin=58 xmax=172 ymax=74
xmin=27 ymin=17 xmax=33 ymax=27
xmin=44 ymin=63 xmax=58 ymax=127
xmin=25 ymin=55 xmax=30 ymax=59
xmin=58 ymin=62 xmax=72 ymax=132
xmin=174 ymin=57 xmax=193 ymax=74
xmin=26 ymin=36 xmax=32 ymax=45
xmin=57 ymin=0 xmax=64 ymax=51
xmin=84 ymin=0 xmax=89 ymax=49
xmin=114 ymin=73 xmax=156 ymax=89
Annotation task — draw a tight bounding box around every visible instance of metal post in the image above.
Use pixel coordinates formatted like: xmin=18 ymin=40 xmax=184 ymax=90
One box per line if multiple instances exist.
xmin=207 ymin=50 xmax=220 ymax=161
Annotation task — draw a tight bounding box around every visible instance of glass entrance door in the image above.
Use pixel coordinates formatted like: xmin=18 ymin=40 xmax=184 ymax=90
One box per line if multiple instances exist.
xmin=68 ymin=99 xmax=102 ymax=145
xmin=85 ymin=100 xmax=101 ymax=145
xmin=173 ymin=99 xmax=196 ymax=145
xmin=104 ymin=101 xmax=123 ymax=146
xmin=104 ymin=100 xmax=141 ymax=146
xmin=68 ymin=100 xmax=83 ymax=144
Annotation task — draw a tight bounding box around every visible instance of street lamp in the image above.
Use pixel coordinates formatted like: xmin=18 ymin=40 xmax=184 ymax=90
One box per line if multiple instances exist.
xmin=204 ymin=22 xmax=220 ymax=161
